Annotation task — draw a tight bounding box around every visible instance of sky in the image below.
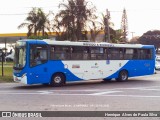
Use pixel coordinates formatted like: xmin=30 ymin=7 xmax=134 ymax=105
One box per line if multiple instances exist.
xmin=1 ymin=0 xmax=160 ymax=39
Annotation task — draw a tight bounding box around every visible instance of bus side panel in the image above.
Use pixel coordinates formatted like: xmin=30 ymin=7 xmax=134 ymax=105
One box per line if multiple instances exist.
xmin=128 ymin=60 xmax=155 ymax=77
xmin=26 ymin=60 xmax=82 ymax=84
xmin=106 ymin=60 xmax=155 ymax=79
xmin=25 ymin=59 xmax=155 ymax=84
xmin=26 ymin=64 xmax=50 ymax=84
xmin=62 ymin=60 xmax=129 ymax=80
xmin=47 ymin=61 xmax=82 ymax=82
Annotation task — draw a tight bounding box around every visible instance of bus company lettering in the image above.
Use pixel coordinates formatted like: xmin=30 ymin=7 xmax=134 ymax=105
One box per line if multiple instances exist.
xmin=83 ymin=43 xmax=114 ymax=47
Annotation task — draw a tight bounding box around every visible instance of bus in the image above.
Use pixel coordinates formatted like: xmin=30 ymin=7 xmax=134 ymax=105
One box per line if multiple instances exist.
xmin=13 ymin=39 xmax=155 ymax=86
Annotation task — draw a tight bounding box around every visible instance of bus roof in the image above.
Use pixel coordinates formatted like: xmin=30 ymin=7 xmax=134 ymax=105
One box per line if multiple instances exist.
xmin=17 ymin=39 xmax=155 ymax=49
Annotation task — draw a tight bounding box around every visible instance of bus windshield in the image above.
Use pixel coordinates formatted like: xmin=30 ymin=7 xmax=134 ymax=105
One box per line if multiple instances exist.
xmin=14 ymin=42 xmax=26 ymax=70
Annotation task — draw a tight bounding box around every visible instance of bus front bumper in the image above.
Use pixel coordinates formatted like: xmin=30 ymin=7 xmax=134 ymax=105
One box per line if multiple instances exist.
xmin=13 ymin=73 xmax=27 ymax=84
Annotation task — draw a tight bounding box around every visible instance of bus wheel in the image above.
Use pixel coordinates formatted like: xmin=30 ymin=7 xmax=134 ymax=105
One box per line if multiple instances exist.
xmin=50 ymin=73 xmax=65 ymax=87
xmin=116 ymin=70 xmax=128 ymax=82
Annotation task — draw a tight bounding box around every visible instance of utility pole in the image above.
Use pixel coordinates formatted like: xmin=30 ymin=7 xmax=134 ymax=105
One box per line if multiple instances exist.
xmin=105 ymin=9 xmax=110 ymax=42
xmin=131 ymin=32 xmax=135 ymax=39
xmin=121 ymin=8 xmax=128 ymax=42
xmin=4 ymin=39 xmax=7 ymax=56
xmin=0 ymin=49 xmax=4 ymax=76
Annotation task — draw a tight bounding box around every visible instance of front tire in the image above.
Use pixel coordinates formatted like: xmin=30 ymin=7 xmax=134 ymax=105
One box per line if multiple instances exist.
xmin=50 ymin=73 xmax=65 ymax=87
xmin=116 ymin=70 xmax=128 ymax=82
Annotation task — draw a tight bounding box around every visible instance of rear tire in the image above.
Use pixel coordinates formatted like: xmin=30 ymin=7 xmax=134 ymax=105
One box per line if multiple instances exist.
xmin=50 ymin=73 xmax=65 ymax=87
xmin=116 ymin=70 xmax=128 ymax=82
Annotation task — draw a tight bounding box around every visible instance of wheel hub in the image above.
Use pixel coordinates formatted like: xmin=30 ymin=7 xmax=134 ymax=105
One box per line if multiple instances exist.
xmin=54 ymin=76 xmax=61 ymax=83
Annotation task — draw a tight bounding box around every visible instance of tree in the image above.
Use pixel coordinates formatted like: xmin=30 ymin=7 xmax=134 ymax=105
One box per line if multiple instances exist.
xmin=129 ymin=36 xmax=140 ymax=44
xmin=18 ymin=8 xmax=50 ymax=38
xmin=52 ymin=16 xmax=66 ymax=41
xmin=101 ymin=13 xmax=117 ymax=43
xmin=36 ymin=8 xmax=51 ymax=36
xmin=55 ymin=0 xmax=96 ymax=41
xmin=89 ymin=21 xmax=102 ymax=42
xmin=138 ymin=30 xmax=160 ymax=52
xmin=111 ymin=29 xmax=123 ymax=43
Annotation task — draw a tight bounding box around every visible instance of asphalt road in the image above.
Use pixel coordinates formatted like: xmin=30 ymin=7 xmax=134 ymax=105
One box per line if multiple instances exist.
xmin=0 ymin=71 xmax=160 ymax=119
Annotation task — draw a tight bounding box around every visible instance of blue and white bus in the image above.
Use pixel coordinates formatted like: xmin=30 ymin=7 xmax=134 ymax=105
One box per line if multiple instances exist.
xmin=13 ymin=39 xmax=155 ymax=86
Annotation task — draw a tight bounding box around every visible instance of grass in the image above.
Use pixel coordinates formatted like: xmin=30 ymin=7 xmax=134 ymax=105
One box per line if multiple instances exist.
xmin=0 ymin=62 xmax=14 ymax=83
xmin=0 ymin=76 xmax=13 ymax=83
xmin=0 ymin=61 xmax=13 ymax=66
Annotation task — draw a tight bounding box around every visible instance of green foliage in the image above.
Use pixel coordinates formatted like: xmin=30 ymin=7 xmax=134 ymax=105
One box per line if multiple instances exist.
xmin=0 ymin=62 xmax=13 ymax=83
xmin=55 ymin=0 xmax=97 ymax=41
xmin=138 ymin=30 xmax=160 ymax=47
xmin=111 ymin=29 xmax=123 ymax=43
xmin=18 ymin=1 xmax=121 ymax=42
xmin=28 ymin=35 xmax=49 ymax=39
xmin=138 ymin=30 xmax=160 ymax=53
xmin=0 ymin=76 xmax=13 ymax=83
xmin=0 ymin=66 xmax=13 ymax=83
xmin=18 ymin=7 xmax=50 ymax=37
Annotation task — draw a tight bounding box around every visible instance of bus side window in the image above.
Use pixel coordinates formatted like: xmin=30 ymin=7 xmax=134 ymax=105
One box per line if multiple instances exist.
xmin=119 ymin=48 xmax=124 ymax=60
xmin=124 ymin=48 xmax=134 ymax=60
xmin=104 ymin=48 xmax=107 ymax=59
xmin=144 ymin=49 xmax=151 ymax=59
xmin=139 ymin=49 xmax=147 ymax=59
xmin=71 ymin=47 xmax=83 ymax=60
xmin=133 ymin=49 xmax=138 ymax=59
xmin=54 ymin=46 xmax=64 ymax=60
xmin=83 ymin=47 xmax=89 ymax=60
xmin=30 ymin=45 xmax=48 ymax=67
xmin=50 ymin=47 xmax=54 ymax=60
xmin=34 ymin=52 xmax=41 ymax=65
xmin=107 ymin=48 xmax=112 ymax=59
xmin=139 ymin=49 xmax=152 ymax=59
xmin=109 ymin=48 xmax=120 ymax=60
xmin=53 ymin=46 xmax=70 ymax=60
xmin=147 ymin=49 xmax=152 ymax=59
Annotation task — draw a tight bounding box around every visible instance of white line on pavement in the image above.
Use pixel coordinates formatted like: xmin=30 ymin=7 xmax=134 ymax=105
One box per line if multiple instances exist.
xmin=37 ymin=91 xmax=53 ymax=94
xmin=0 ymin=91 xmax=160 ymax=98
xmin=100 ymin=94 xmax=160 ymax=98
xmin=89 ymin=91 xmax=122 ymax=95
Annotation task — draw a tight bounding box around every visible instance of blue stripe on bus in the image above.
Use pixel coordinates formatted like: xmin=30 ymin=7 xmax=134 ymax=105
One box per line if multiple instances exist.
xmin=24 ymin=60 xmax=82 ymax=84
xmin=105 ymin=60 xmax=155 ymax=79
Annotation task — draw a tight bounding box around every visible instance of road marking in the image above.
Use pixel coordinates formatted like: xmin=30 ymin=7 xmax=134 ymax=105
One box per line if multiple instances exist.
xmin=107 ymin=86 xmax=160 ymax=91
xmin=0 ymin=91 xmax=160 ymax=98
xmin=89 ymin=91 xmax=122 ymax=95
xmin=0 ymin=91 xmax=53 ymax=95
xmin=47 ymin=89 xmax=107 ymax=92
xmin=46 ymin=94 xmax=160 ymax=98
xmin=100 ymin=95 xmax=160 ymax=98
xmin=0 ymin=86 xmax=160 ymax=98
xmin=0 ymin=92 xmax=39 ymax=95
xmin=37 ymin=91 xmax=53 ymax=94
xmin=139 ymin=89 xmax=160 ymax=91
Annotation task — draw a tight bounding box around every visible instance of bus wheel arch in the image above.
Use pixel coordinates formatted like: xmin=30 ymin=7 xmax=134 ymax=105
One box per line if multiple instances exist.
xmin=50 ymin=72 xmax=66 ymax=87
xmin=116 ymin=70 xmax=128 ymax=82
